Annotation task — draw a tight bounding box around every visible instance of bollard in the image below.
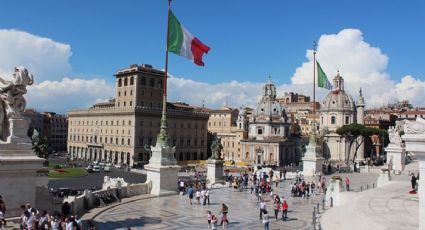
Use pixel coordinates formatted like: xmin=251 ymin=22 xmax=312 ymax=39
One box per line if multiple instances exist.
xmin=330 ymin=197 xmax=333 ymax=207
xmin=312 ymin=208 xmax=317 ymax=229
xmin=317 ymin=203 xmax=320 ymax=214
xmin=322 ymin=197 xmax=325 ymax=210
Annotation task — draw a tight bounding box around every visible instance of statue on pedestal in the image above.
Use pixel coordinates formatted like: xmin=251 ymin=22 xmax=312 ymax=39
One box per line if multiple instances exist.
xmin=209 ymin=134 xmax=223 ymax=160
xmin=0 ymin=67 xmax=34 ymax=140
xmin=388 ymin=121 xmax=403 ymax=145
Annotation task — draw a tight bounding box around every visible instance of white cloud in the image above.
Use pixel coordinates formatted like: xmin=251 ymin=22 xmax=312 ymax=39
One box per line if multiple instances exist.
xmin=27 ymin=78 xmax=113 ymax=112
xmin=291 ymin=28 xmax=425 ymax=108
xmin=168 ymin=77 xmax=263 ymax=109
xmin=0 ymin=29 xmax=72 ymax=82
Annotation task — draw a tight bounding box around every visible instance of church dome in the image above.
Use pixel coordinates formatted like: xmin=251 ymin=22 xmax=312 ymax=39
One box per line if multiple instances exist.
xmin=254 ymin=79 xmax=287 ymax=121
xmin=321 ymin=72 xmax=356 ymax=112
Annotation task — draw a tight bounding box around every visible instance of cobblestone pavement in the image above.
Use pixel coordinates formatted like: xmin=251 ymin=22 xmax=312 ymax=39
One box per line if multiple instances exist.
xmin=92 ymin=173 xmax=378 ymax=230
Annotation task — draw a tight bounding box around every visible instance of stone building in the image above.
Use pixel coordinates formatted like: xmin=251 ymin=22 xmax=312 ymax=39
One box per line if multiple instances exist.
xmin=67 ymin=64 xmax=209 ymax=166
xmin=319 ymin=72 xmax=365 ymax=162
xmin=239 ymin=80 xmax=298 ymax=166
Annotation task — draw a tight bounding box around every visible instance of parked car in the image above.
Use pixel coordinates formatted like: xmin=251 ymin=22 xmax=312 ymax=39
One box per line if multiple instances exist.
xmin=114 ymin=164 xmax=122 ymax=169
xmin=104 ymin=165 xmax=111 ymax=172
xmin=86 ymin=165 xmax=93 ymax=172
xmin=93 ymin=165 xmax=101 ymax=172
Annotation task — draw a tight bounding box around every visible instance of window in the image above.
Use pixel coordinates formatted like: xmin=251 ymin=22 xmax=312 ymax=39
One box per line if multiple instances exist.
xmin=257 ymin=129 xmax=263 ymax=135
xmin=124 ymin=78 xmax=128 ymax=86
xmin=345 ymin=116 xmax=349 ymax=124
xmin=130 ymin=77 xmax=134 ymax=85
xmin=141 ymin=77 xmax=146 ymax=85
xmin=331 ymin=116 xmax=336 ymax=124
xmin=118 ymin=79 xmax=122 ymax=87
xmin=149 ymin=78 xmax=154 ymax=87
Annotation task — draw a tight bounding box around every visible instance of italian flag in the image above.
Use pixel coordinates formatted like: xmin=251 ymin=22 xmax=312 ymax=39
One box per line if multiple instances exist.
xmin=168 ymin=10 xmax=210 ymax=66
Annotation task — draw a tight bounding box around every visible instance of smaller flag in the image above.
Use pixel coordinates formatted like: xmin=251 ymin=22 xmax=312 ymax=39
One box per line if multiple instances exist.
xmin=168 ymin=11 xmax=210 ymax=66
xmin=317 ymin=61 xmax=332 ymax=90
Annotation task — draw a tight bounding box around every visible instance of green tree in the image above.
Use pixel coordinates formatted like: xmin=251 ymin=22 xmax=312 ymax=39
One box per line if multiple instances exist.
xmin=336 ymin=123 xmax=387 ymax=163
xmin=28 ymin=128 xmax=50 ymax=159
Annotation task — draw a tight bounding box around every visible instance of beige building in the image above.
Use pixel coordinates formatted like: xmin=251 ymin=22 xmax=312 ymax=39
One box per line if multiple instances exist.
xmin=67 ymin=64 xmax=209 ymax=166
xmin=205 ymin=107 xmax=247 ymax=162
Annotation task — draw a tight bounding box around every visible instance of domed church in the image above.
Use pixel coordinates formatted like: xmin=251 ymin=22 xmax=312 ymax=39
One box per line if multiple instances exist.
xmin=239 ymin=79 xmax=298 ymax=166
xmin=319 ymin=72 xmax=365 ymax=162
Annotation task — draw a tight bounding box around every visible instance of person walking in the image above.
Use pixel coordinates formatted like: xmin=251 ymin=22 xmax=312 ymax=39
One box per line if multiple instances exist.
xmin=195 ymin=189 xmax=201 ymax=205
xmin=273 ymin=198 xmax=280 ymax=220
xmin=262 ymin=210 xmax=270 ymax=230
xmin=281 ymin=199 xmax=288 ymax=221
xmin=283 ymin=168 xmax=287 ymax=180
xmin=220 ymin=203 xmax=229 ymax=228
xmin=259 ymin=199 xmax=266 ymax=220
xmin=201 ymin=188 xmax=206 ymax=205
xmin=411 ymin=173 xmax=417 ymax=191
xmin=345 ymin=176 xmax=350 ymax=191
xmin=205 ymin=189 xmax=210 ymax=205
xmin=207 ymin=210 xmax=212 ymax=228
xmin=188 ymin=186 xmax=194 ymax=205
xmin=211 ymin=215 xmax=218 ymax=230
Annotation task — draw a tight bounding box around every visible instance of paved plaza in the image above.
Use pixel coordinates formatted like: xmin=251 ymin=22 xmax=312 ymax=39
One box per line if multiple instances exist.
xmin=86 ymin=172 xmax=380 ymax=230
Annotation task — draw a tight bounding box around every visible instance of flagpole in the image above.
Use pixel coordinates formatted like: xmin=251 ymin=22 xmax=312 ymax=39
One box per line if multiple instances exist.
xmin=158 ymin=0 xmax=172 ymax=144
xmin=313 ymin=42 xmax=317 ymax=134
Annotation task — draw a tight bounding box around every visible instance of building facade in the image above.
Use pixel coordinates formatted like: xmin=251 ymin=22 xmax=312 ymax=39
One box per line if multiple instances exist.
xmin=67 ymin=64 xmax=209 ymax=166
xmin=239 ymin=80 xmax=298 ymax=166
xmin=319 ymin=72 xmax=365 ymax=162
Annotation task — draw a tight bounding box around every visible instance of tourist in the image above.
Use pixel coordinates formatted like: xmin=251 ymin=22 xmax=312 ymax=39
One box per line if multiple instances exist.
xmin=38 ymin=210 xmax=50 ymax=229
xmin=259 ymin=199 xmax=266 ymax=220
xmin=201 ymin=188 xmax=206 ymax=205
xmin=219 ymin=203 xmax=229 ymax=228
xmin=195 ymin=189 xmax=201 ymax=205
xmin=187 ymin=186 xmax=194 ymax=205
xmin=275 ymin=175 xmax=279 ymax=188
xmin=273 ymin=197 xmax=280 ymax=220
xmin=61 ymin=201 xmax=71 ymax=217
xmin=51 ymin=216 xmax=60 ymax=230
xmin=205 ymin=189 xmax=210 ymax=205
xmin=207 ymin=210 xmax=212 ymax=228
xmin=21 ymin=210 xmax=33 ymax=230
xmin=262 ymin=210 xmax=270 ymax=230
xmin=211 ymin=215 xmax=218 ymax=230
xmin=0 ymin=209 xmax=4 ymax=228
xmin=345 ymin=176 xmax=350 ymax=191
xmin=75 ymin=214 xmax=83 ymax=229
xmin=411 ymin=173 xmax=417 ymax=191
xmin=281 ymin=199 xmax=288 ymax=221
xmin=283 ymin=168 xmax=287 ymax=180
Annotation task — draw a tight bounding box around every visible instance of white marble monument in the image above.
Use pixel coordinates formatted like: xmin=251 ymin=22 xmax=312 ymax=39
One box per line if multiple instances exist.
xmin=302 ymin=132 xmax=324 ymax=177
xmin=385 ymin=121 xmax=406 ymax=174
xmin=144 ymin=110 xmax=180 ymax=196
xmin=402 ymin=118 xmax=425 ymax=230
xmin=0 ymin=67 xmax=46 ymax=217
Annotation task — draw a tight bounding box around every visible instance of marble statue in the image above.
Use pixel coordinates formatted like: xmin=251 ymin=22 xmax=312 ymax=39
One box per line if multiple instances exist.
xmin=388 ymin=120 xmax=404 ymax=145
xmin=209 ymin=134 xmax=223 ymax=160
xmin=0 ymin=67 xmax=33 ymax=139
xmin=404 ymin=117 xmax=425 ymax=134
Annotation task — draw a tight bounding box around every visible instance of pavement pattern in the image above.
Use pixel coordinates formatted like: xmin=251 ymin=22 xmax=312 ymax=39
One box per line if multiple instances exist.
xmin=91 ymin=173 xmax=379 ymax=230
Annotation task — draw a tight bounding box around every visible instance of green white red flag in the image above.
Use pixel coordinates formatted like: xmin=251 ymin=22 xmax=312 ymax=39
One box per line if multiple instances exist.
xmin=167 ymin=10 xmax=210 ymax=66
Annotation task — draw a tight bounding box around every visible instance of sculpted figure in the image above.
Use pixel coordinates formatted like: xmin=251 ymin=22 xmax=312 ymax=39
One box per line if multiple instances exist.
xmin=404 ymin=117 xmax=425 ymax=134
xmin=0 ymin=67 xmax=34 ymax=139
xmin=388 ymin=121 xmax=403 ymax=145
xmin=209 ymin=134 xmax=223 ymax=160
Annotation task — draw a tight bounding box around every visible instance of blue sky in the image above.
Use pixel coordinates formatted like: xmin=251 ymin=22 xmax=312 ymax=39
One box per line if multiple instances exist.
xmin=0 ymin=0 xmax=424 ymax=112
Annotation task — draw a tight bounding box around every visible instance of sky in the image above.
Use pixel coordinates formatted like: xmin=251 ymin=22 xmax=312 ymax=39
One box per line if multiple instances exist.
xmin=0 ymin=0 xmax=424 ymax=113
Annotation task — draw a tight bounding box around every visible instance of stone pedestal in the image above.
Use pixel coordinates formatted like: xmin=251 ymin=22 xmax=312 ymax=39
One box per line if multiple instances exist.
xmin=385 ymin=143 xmax=406 ymax=174
xmin=145 ymin=141 xmax=180 ymax=196
xmin=6 ymin=119 xmax=32 ymax=144
xmin=0 ymin=141 xmax=45 ymax=217
xmin=302 ymin=137 xmax=324 ymax=177
xmin=207 ymin=159 xmax=224 ymax=185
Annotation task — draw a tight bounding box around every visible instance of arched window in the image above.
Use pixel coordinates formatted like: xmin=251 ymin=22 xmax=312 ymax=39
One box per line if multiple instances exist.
xmin=331 ymin=116 xmax=336 ymax=124
xmin=118 ymin=78 xmax=122 ymax=87
xmin=124 ymin=78 xmax=128 ymax=86
xmin=130 ymin=77 xmax=134 ymax=85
